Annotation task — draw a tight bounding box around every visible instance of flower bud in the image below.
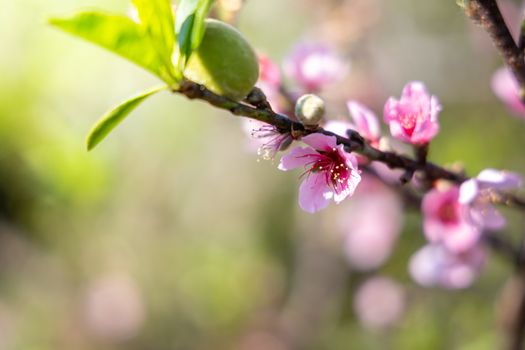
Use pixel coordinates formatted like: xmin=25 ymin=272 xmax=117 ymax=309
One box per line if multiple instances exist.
xmin=295 ymin=94 xmax=325 ymax=127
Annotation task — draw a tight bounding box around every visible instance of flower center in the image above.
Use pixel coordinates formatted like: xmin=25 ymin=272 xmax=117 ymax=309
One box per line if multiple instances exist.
xmin=437 ymin=200 xmax=459 ymax=224
xmin=399 ymin=113 xmax=419 ymax=136
xmin=308 ymin=148 xmax=350 ymax=193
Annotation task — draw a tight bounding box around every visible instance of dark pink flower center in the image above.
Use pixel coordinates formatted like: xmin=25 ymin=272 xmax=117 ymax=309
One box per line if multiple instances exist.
xmin=399 ymin=113 xmax=419 ymax=136
xmin=437 ymin=199 xmax=459 ymax=224
xmin=303 ymin=148 xmax=351 ymax=194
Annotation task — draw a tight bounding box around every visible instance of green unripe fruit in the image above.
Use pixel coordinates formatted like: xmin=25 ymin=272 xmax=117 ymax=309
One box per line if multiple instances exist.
xmin=182 ymin=19 xmax=259 ymax=101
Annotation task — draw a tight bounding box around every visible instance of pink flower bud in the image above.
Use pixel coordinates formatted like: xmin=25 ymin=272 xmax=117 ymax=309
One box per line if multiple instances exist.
xmin=491 ymin=67 xmax=525 ymax=119
xmin=384 ymin=82 xmax=441 ymax=144
xmin=347 ymin=101 xmax=381 ymax=143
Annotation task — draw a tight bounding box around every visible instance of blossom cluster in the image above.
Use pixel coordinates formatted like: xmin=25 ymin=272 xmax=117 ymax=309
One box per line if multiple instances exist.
xmin=243 ymin=42 xmax=524 ymax=299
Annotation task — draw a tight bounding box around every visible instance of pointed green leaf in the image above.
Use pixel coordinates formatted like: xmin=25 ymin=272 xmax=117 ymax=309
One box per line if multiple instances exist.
xmin=175 ymin=0 xmax=216 ymax=71
xmin=175 ymin=0 xmax=200 ymax=70
xmin=86 ymin=86 xmax=167 ymax=151
xmin=49 ymin=12 xmax=178 ymax=84
xmin=132 ymin=0 xmax=178 ymax=81
xmin=191 ymin=0 xmax=215 ymax=51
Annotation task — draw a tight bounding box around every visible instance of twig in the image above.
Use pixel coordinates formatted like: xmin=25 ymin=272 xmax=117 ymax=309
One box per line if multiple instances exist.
xmin=464 ymin=0 xmax=525 ymax=101
xmin=176 ymin=80 xmax=525 ymax=210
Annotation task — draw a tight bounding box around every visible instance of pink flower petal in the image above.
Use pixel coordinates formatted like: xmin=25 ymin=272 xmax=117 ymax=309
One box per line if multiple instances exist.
xmin=411 ymin=121 xmax=439 ymax=144
xmin=401 ymin=81 xmax=427 ymax=100
xmin=477 ymin=168 xmax=523 ymax=189
xmin=422 ymin=187 xmax=480 ymax=253
xmin=469 ymin=203 xmax=507 ymax=230
xmin=301 ymin=133 xmax=337 ymax=151
xmin=347 ymin=101 xmax=380 ymax=141
xmin=333 ymin=166 xmax=361 ymax=203
xmin=384 ymin=82 xmax=441 ymax=144
xmin=383 ymin=97 xmax=398 ymax=123
xmin=298 ymin=173 xmax=333 ymax=213
xmin=278 ymin=147 xmax=316 ymax=171
xmin=257 ymin=54 xmax=281 ymax=87
xmin=491 ymin=67 xmax=525 ymax=119
xmin=441 ymin=222 xmax=481 ymax=253
xmin=409 ymin=245 xmax=442 ymax=287
xmin=324 ymin=120 xmax=355 ymax=138
xmin=459 ymin=179 xmax=479 ymax=204
xmin=387 ymin=120 xmax=409 ymax=142
xmin=409 ymin=244 xmax=485 ymax=289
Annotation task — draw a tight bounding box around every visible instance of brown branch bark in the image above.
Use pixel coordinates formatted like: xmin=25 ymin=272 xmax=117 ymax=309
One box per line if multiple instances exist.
xmin=461 ymin=2 xmax=525 ymax=348
xmin=464 ymin=0 xmax=525 ymax=101
xmin=176 ymin=80 xmax=525 ymax=210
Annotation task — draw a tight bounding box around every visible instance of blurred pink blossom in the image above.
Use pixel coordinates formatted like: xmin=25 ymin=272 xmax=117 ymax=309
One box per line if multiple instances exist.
xmin=0 ymin=304 xmax=15 ymax=350
xmin=347 ymin=101 xmax=381 ymax=143
xmin=384 ymin=82 xmax=441 ymax=144
xmin=353 ymin=276 xmax=406 ymax=330
xmin=323 ymin=120 xmax=352 ymax=138
xmin=325 ymin=101 xmax=380 ymax=143
xmin=422 ymin=186 xmax=480 ymax=253
xmin=83 ymin=273 xmax=145 ymax=341
xmin=369 ymin=161 xmax=405 ymax=184
xmin=278 ymin=134 xmax=361 ymax=213
xmin=459 ymin=169 xmax=523 ymax=230
xmin=491 ymin=67 xmax=525 ymax=119
xmin=258 ymin=54 xmax=281 ymax=88
xmin=283 ymin=42 xmax=348 ymax=93
xmin=243 ymin=120 xmax=293 ymax=160
xmin=256 ymin=54 xmax=286 ymax=113
xmin=339 ymin=175 xmax=403 ymax=271
xmin=409 ymin=244 xmax=486 ymax=289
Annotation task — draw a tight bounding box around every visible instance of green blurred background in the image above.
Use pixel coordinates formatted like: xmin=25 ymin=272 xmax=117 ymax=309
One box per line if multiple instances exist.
xmin=0 ymin=0 xmax=524 ymax=349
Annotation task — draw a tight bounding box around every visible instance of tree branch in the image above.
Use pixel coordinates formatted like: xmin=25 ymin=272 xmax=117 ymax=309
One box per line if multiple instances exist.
xmin=464 ymin=0 xmax=525 ymax=101
xmin=176 ymin=80 xmax=524 ymax=210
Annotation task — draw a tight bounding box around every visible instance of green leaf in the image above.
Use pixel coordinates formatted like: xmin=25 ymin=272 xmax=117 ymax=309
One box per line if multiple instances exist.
xmin=191 ymin=0 xmax=215 ymax=51
xmin=132 ymin=0 xmax=178 ymax=81
xmin=175 ymin=0 xmax=215 ymax=70
xmin=175 ymin=0 xmax=199 ymax=70
xmin=86 ymin=86 xmax=167 ymax=151
xmin=49 ymin=12 xmax=178 ymax=84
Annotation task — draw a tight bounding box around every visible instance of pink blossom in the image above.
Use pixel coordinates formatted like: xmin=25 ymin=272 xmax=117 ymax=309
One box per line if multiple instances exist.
xmin=422 ymin=186 xmax=480 ymax=253
xmin=324 ymin=101 xmax=380 ymax=143
xmin=491 ymin=67 xmax=525 ymax=119
xmin=283 ymin=42 xmax=348 ymax=93
xmin=258 ymin=54 xmax=281 ymax=88
xmin=242 ymin=119 xmax=292 ymax=160
xmin=338 ymin=175 xmax=403 ymax=271
xmin=83 ymin=273 xmax=145 ymax=341
xmin=347 ymin=101 xmax=381 ymax=143
xmin=384 ymin=81 xmax=441 ymax=144
xmin=278 ymin=133 xmax=361 ymax=213
xmin=459 ymin=169 xmax=523 ymax=230
xmin=353 ymin=277 xmax=406 ymax=330
xmin=323 ymin=120 xmax=353 ymax=138
xmin=409 ymin=244 xmax=485 ymax=289
xmin=256 ymin=54 xmax=286 ymax=113
xmin=369 ymin=161 xmax=406 ymax=185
